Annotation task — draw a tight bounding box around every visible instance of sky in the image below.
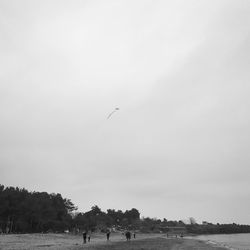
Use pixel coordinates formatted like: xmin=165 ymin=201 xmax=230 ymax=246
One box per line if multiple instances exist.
xmin=1 ymin=0 xmax=250 ymax=224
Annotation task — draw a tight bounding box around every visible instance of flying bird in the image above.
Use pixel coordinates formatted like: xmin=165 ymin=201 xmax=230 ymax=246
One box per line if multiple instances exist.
xmin=107 ymin=108 xmax=120 ymax=119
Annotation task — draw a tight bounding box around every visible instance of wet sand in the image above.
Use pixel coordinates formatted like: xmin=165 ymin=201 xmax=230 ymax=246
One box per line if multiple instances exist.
xmin=0 ymin=233 xmax=227 ymax=250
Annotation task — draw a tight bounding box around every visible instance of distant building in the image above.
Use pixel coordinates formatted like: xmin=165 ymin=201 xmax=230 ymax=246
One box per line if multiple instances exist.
xmin=202 ymin=221 xmax=213 ymax=225
xmin=159 ymin=226 xmax=186 ymax=235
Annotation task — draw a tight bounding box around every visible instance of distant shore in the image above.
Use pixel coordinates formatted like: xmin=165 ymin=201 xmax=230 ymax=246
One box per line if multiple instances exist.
xmin=0 ymin=233 xmax=228 ymax=250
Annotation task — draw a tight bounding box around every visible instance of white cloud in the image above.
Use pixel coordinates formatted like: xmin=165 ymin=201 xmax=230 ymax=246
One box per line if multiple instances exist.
xmin=0 ymin=0 xmax=250 ymax=224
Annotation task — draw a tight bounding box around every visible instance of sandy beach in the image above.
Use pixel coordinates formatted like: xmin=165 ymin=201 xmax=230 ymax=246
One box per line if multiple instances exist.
xmin=0 ymin=233 xmax=227 ymax=250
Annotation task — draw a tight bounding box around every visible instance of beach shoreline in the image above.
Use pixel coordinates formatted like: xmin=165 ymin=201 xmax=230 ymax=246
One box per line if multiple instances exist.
xmin=0 ymin=233 xmax=229 ymax=250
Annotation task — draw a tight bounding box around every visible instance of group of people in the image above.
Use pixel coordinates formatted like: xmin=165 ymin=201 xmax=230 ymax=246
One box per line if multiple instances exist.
xmin=82 ymin=230 xmax=136 ymax=244
xmin=82 ymin=231 xmax=91 ymax=244
xmin=107 ymin=230 xmax=136 ymax=241
xmin=125 ymin=231 xmax=136 ymax=241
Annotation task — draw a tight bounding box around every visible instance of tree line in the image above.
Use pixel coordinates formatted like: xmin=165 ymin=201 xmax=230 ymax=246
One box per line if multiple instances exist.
xmin=0 ymin=184 xmax=141 ymax=233
xmin=186 ymin=223 xmax=250 ymax=235
xmin=0 ymin=184 xmax=75 ymax=233
xmin=1 ymin=184 xmax=250 ymax=234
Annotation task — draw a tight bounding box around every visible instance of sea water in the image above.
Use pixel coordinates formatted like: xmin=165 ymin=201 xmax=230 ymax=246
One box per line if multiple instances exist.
xmin=190 ymin=233 xmax=250 ymax=250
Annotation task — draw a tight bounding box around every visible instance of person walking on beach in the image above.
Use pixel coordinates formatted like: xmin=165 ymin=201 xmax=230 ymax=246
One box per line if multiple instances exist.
xmin=125 ymin=231 xmax=131 ymax=241
xmin=106 ymin=230 xmax=110 ymax=241
xmin=83 ymin=231 xmax=87 ymax=244
xmin=88 ymin=233 xmax=91 ymax=242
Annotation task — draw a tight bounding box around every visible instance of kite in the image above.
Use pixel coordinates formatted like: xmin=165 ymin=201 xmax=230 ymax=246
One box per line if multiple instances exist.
xmin=107 ymin=108 xmax=119 ymax=119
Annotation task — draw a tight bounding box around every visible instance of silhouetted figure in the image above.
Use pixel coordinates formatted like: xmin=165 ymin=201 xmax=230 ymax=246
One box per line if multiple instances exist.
xmin=125 ymin=231 xmax=131 ymax=241
xmin=83 ymin=232 xmax=87 ymax=244
xmin=133 ymin=232 xmax=136 ymax=239
xmin=106 ymin=231 xmax=110 ymax=241
xmin=88 ymin=234 xmax=91 ymax=242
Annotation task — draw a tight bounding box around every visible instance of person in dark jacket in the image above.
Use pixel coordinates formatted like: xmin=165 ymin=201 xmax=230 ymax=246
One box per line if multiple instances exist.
xmin=106 ymin=230 xmax=110 ymax=241
xmin=83 ymin=231 xmax=87 ymax=244
xmin=125 ymin=231 xmax=131 ymax=241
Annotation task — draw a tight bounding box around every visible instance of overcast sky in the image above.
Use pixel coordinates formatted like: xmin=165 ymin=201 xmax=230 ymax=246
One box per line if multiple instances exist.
xmin=1 ymin=0 xmax=250 ymax=224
